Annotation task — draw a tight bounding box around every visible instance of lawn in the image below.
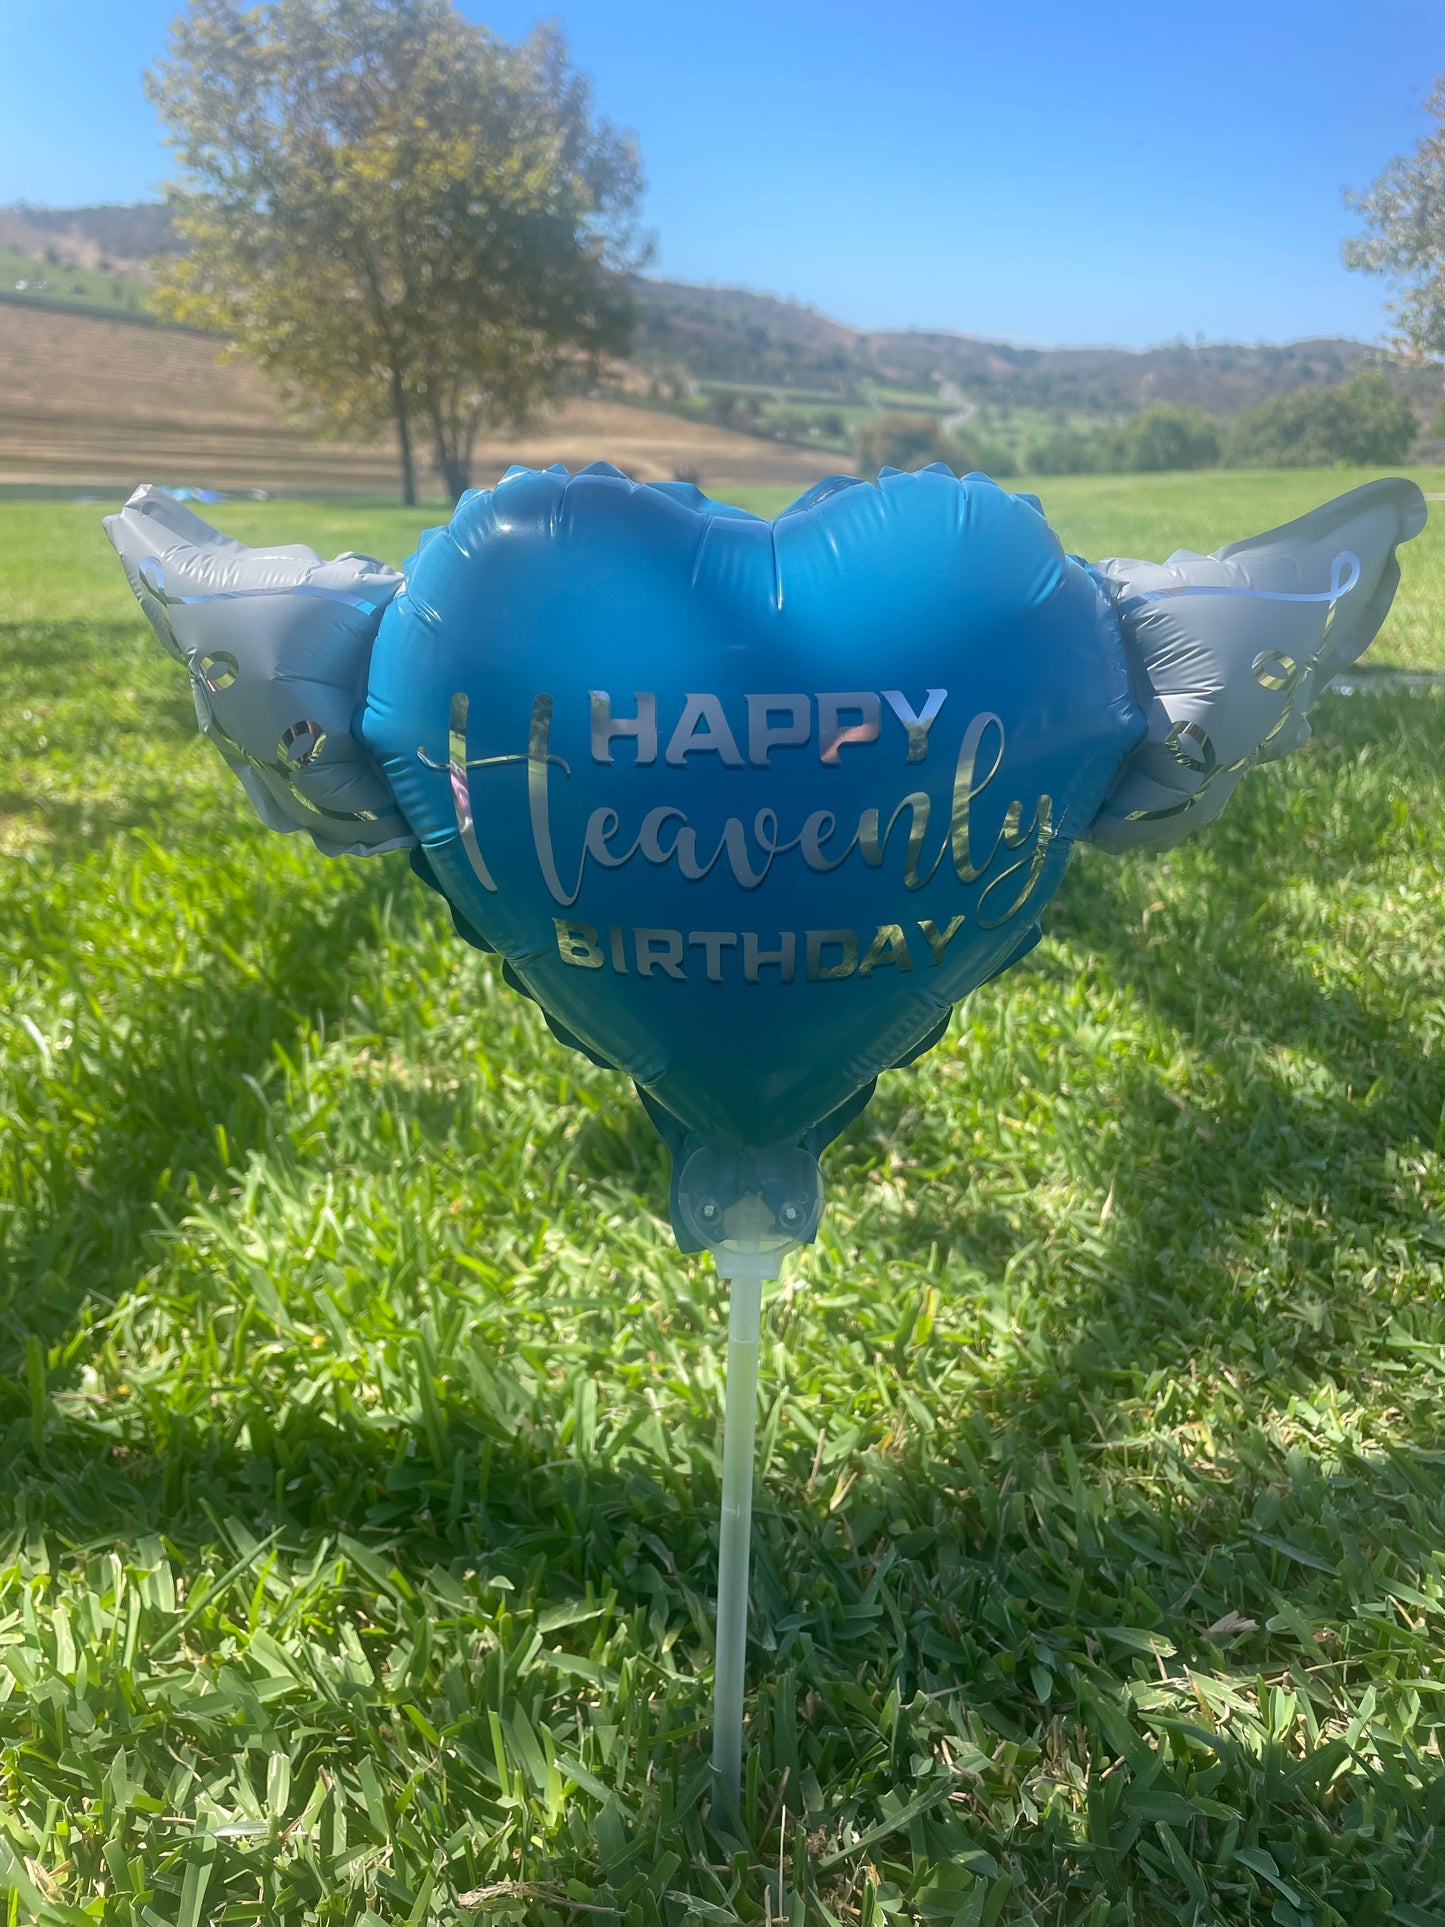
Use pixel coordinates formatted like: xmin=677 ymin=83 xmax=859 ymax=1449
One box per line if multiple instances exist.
xmin=0 ymin=249 xmax=153 ymax=323
xmin=730 ymin=468 xmax=1445 ymax=673
xmin=1 ymin=467 xmax=1443 ymax=1926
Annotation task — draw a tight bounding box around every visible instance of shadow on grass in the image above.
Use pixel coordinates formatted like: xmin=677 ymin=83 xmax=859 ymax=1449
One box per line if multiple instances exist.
xmin=840 ymin=689 xmax=1445 ymax=1381
xmin=0 ymin=615 xmax=156 ymax=667
xmin=2 ymin=682 xmax=1442 ymax=1914
xmin=0 ymin=785 xmax=197 ymax=846
xmin=7 ymin=1319 xmax=1445 ymax=1915
xmin=0 ymin=620 xmax=207 ymax=849
xmin=0 ymin=850 xmax=420 ymax=1364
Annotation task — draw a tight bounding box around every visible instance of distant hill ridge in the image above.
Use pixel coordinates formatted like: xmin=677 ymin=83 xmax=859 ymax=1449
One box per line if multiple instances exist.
xmin=0 ymin=201 xmax=181 ymax=274
xmin=2 ymin=200 xmax=1437 ymax=422
xmin=629 ymin=278 xmax=1427 ymax=420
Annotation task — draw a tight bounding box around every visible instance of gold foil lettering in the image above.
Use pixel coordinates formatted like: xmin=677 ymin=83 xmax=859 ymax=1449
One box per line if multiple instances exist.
xmin=858 ymin=792 xmax=934 ymax=890
xmin=665 ymin=694 xmax=745 ymax=766
xmin=639 ymin=806 xmax=690 ymax=865
xmin=743 ymin=932 xmax=796 ymax=983
xmin=747 ymin=693 xmax=810 ymax=765
xmin=883 ymin=688 xmax=947 ymax=762
xmin=976 ymin=796 xmax=1056 ymax=929
xmin=918 ymin=915 xmax=966 ymax=965
xmin=858 ymin=924 xmax=913 ymax=975
xmin=447 ymin=691 xmax=497 ymax=892
xmin=819 ymin=692 xmax=881 ymax=763
xmin=555 ymin=919 xmax=603 ymax=968
xmin=529 ymin=695 xmax=584 ymax=906
xmin=949 ymin=711 xmax=1006 ymax=883
xmin=799 ymin=809 xmax=858 ymax=872
xmin=806 ymin=929 xmax=858 ymax=981
xmin=715 ymin=818 xmax=772 ymax=890
xmin=590 ymin=690 xmax=657 ymax=764
xmin=582 ymin=806 xmax=637 ymax=869
xmin=689 ymin=931 xmax=738 ymax=982
xmin=636 ymin=928 xmax=686 ymax=979
xmin=459 ymin=691 xmax=1057 ymax=922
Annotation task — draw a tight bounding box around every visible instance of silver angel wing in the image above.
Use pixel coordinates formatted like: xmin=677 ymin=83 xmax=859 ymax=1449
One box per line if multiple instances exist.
xmin=105 ymin=484 xmax=415 ymax=856
xmin=1086 ymin=477 xmax=1427 ymax=853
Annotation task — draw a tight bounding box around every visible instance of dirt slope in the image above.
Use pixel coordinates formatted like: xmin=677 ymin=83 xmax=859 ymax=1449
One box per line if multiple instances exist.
xmin=0 ymin=302 xmax=831 ymax=494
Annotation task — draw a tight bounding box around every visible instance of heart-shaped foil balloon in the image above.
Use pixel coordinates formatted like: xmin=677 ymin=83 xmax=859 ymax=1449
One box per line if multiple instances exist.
xmin=360 ymin=464 xmax=1145 ymax=1160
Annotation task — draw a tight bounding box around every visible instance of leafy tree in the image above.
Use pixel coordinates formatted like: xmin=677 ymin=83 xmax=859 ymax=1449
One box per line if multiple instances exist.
xmin=853 ymin=412 xmax=978 ymax=475
xmin=148 ymin=0 xmax=646 ymax=503
xmin=1108 ymin=402 xmax=1220 ymax=472
xmin=1028 ymin=427 xmax=1100 ymax=475
xmin=969 ymin=437 xmax=1017 ymax=478
xmin=1029 ymin=406 xmax=1219 ymax=475
xmin=854 ymin=412 xmax=954 ymax=472
xmin=1343 ymin=76 xmax=1445 ymax=359
xmin=852 ymin=412 xmax=1018 ymax=478
xmin=1223 ymin=370 xmax=1417 ymax=468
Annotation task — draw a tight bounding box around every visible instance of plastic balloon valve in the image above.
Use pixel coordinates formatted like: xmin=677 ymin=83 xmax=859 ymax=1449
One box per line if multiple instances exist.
xmin=675 ymin=1139 xmax=825 ymax=1275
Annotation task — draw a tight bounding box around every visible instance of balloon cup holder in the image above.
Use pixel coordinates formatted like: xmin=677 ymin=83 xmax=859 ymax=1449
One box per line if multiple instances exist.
xmin=675 ymin=1138 xmax=825 ymax=1279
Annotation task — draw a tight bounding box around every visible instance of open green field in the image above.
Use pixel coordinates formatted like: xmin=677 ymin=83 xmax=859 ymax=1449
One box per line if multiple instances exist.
xmin=0 ymin=249 xmax=153 ymax=323
xmin=732 ymin=469 xmax=1444 ymax=673
xmin=3 ymin=465 xmax=1441 ymax=666
xmin=1 ymin=468 xmax=1443 ymax=1924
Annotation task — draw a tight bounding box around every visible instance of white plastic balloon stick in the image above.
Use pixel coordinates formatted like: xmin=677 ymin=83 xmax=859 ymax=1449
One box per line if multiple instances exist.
xmin=711 ymin=1254 xmax=768 ymax=1816
xmin=675 ymin=1145 xmax=823 ymax=1822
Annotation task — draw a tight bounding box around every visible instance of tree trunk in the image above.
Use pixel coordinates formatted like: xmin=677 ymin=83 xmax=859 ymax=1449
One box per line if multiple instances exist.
xmin=390 ymin=366 xmax=417 ymax=507
xmin=428 ymin=399 xmax=478 ymax=504
xmin=433 ymin=426 xmax=472 ymax=503
xmin=437 ymin=450 xmax=472 ymax=503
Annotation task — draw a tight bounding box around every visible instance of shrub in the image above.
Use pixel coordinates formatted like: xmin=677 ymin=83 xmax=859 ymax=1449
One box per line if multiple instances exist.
xmin=854 ymin=412 xmax=977 ymax=476
xmin=1111 ymin=403 xmax=1220 ymax=472
xmin=1029 ymin=428 xmax=1101 ymax=474
xmin=968 ymin=436 xmax=1018 ymax=478
xmin=1224 ymin=370 xmax=1417 ymax=467
xmin=1030 ymin=405 xmax=1222 ymax=475
xmin=850 ymin=412 xmax=1017 ymax=478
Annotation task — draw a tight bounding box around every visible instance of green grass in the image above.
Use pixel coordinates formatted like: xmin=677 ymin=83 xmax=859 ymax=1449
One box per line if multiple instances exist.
xmin=1 ymin=472 xmax=1444 ymax=1924
xmin=728 ymin=469 xmax=1444 ymax=673
xmin=965 ymin=411 xmax=1139 ymax=472
xmin=649 ymin=384 xmax=1188 ymax=470
xmin=648 ymin=380 xmax=958 ymax=457
xmin=0 ymin=249 xmax=153 ymax=321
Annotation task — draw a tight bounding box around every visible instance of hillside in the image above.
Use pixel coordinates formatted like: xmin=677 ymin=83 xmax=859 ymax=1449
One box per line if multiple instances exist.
xmin=0 ymin=201 xmax=181 ymax=275
xmin=1 ymin=199 xmax=1440 ymax=488
xmin=0 ymin=299 xmax=830 ymax=495
xmin=8 ymin=199 xmax=1438 ymax=417
xmin=628 ymin=278 xmax=1390 ymax=414
xmin=624 ymin=282 xmax=1441 ymax=467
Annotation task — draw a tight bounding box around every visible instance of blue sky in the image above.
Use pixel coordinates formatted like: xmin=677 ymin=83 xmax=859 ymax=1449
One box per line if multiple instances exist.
xmin=0 ymin=0 xmax=1439 ymax=349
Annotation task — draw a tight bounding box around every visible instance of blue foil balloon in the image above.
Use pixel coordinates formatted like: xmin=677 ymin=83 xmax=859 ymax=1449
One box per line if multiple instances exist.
xmin=106 ymin=467 xmax=1424 ymax=1252
xmin=361 ymin=463 xmax=1145 ymax=1182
